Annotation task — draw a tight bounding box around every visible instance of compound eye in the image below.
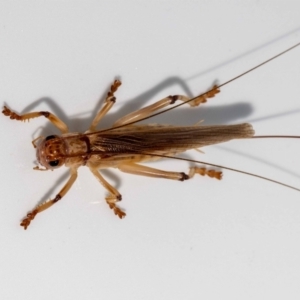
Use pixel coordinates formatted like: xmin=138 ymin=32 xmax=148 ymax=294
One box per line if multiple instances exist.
xmin=46 ymin=135 xmax=57 ymax=141
xmin=49 ymin=160 xmax=60 ymax=167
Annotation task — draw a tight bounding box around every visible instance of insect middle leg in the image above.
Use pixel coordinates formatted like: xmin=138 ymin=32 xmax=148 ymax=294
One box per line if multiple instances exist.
xmin=20 ymin=167 xmax=78 ymax=229
xmin=113 ymin=84 xmax=220 ymax=127
xmin=89 ymin=167 xmax=126 ymax=218
xmin=88 ymin=79 xmax=122 ymax=131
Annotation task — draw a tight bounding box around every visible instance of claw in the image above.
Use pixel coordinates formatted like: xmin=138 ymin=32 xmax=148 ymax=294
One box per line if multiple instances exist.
xmin=114 ymin=207 xmax=126 ymax=219
xmin=20 ymin=210 xmax=38 ymax=230
xmin=2 ymin=106 xmax=21 ymax=120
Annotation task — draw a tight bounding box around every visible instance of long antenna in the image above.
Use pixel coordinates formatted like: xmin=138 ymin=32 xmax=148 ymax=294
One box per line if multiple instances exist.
xmin=252 ymin=135 xmax=300 ymax=139
xmin=94 ymin=42 xmax=300 ymax=134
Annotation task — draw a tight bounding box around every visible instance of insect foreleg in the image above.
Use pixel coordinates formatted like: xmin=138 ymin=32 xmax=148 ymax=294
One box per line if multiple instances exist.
xmin=113 ymin=84 xmax=220 ymax=127
xmin=2 ymin=105 xmax=69 ymax=134
xmin=89 ymin=167 xmax=126 ymax=218
xmin=89 ymin=79 xmax=121 ymax=131
xmin=20 ymin=167 xmax=78 ymax=229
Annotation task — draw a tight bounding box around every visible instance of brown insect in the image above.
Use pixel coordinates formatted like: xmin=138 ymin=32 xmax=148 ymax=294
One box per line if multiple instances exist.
xmin=2 ymin=42 xmax=300 ymax=230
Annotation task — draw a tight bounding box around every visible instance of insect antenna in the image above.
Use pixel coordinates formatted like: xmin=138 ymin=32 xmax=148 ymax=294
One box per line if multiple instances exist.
xmin=93 ymin=41 xmax=300 ymax=134
xmin=252 ymin=135 xmax=300 ymax=139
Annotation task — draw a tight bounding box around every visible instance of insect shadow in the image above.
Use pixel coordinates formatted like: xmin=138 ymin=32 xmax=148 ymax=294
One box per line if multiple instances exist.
xmin=22 ymin=76 xmax=253 ymax=133
xmin=20 ymin=76 xmax=253 ymax=206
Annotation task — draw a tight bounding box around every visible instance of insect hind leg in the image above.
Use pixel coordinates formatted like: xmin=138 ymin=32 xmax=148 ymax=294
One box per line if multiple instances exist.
xmin=113 ymin=83 xmax=220 ymax=127
xmin=118 ymin=163 xmax=189 ymax=181
xmin=118 ymin=163 xmax=222 ymax=181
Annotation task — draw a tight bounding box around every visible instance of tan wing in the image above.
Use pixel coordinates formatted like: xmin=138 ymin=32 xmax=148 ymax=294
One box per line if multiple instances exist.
xmin=88 ymin=123 xmax=254 ymax=155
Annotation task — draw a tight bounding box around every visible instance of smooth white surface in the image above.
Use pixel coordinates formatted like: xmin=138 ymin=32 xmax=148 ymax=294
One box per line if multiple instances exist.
xmin=0 ymin=1 xmax=300 ymax=299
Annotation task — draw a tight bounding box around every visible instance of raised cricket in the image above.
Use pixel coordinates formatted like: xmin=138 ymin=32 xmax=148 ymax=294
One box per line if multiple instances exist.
xmin=3 ymin=42 xmax=300 ymax=230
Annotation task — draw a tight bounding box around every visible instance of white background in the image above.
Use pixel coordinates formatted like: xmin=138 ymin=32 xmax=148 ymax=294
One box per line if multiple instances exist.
xmin=0 ymin=1 xmax=300 ymax=299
